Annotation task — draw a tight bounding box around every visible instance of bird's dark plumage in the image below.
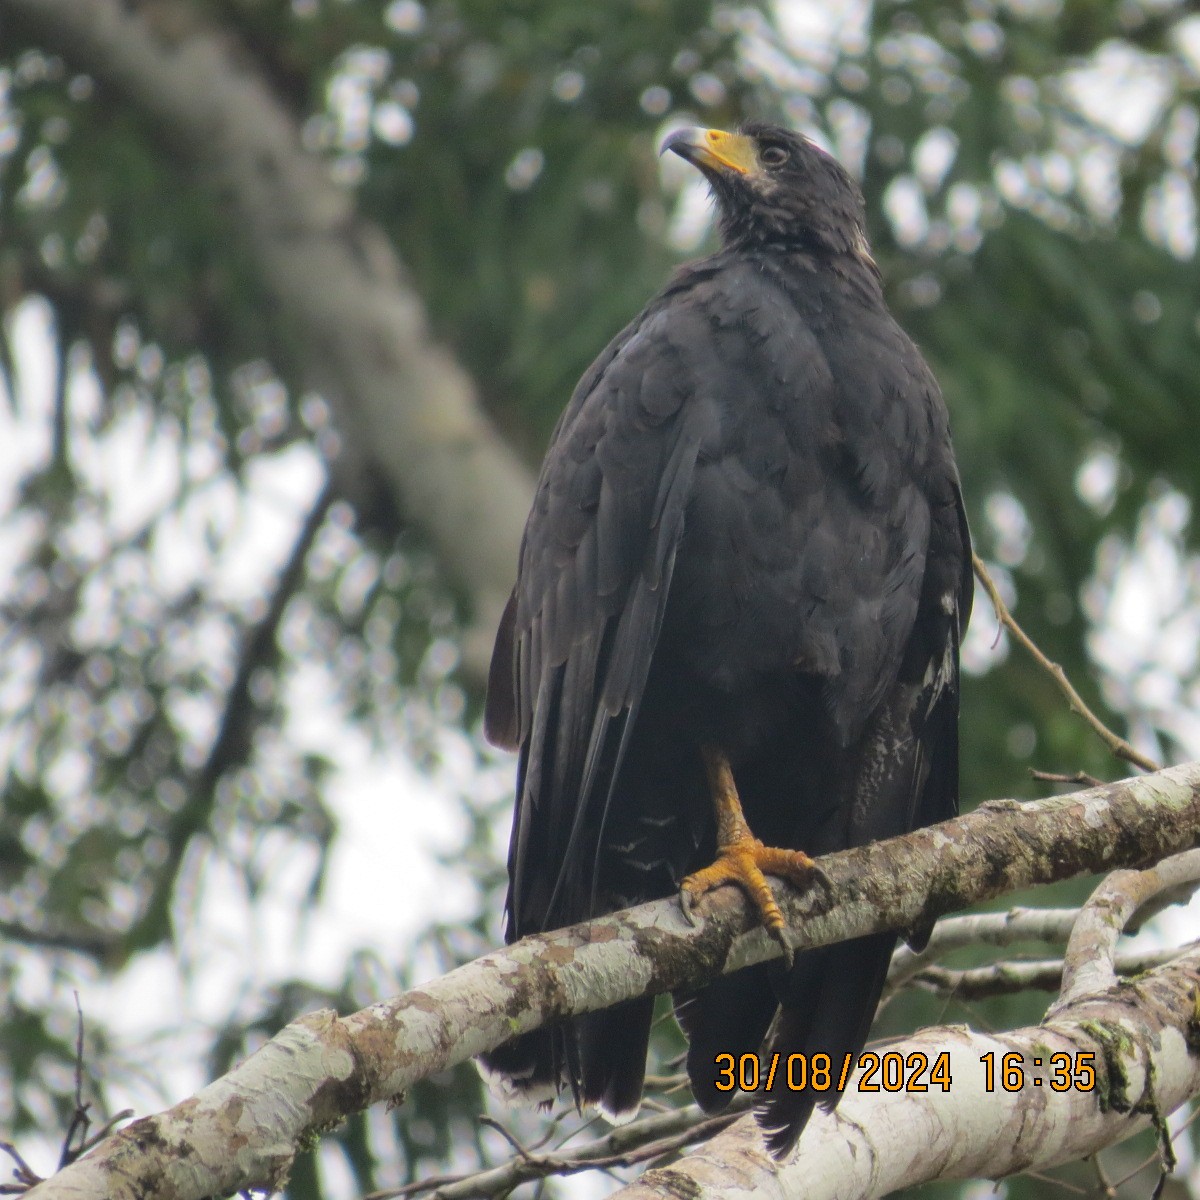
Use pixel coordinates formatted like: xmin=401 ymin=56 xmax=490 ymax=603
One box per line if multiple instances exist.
xmin=480 ymin=122 xmax=971 ymax=1158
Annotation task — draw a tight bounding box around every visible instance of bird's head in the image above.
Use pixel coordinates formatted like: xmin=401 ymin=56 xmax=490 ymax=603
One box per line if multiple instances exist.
xmin=661 ymin=122 xmax=872 ymax=263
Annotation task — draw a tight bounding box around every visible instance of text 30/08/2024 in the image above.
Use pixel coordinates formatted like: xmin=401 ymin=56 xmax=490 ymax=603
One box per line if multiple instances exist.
xmin=714 ymin=1050 xmax=1097 ymax=1094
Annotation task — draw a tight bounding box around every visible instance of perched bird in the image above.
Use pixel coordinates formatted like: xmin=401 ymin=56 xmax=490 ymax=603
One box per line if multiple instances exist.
xmin=479 ymin=122 xmax=971 ymax=1158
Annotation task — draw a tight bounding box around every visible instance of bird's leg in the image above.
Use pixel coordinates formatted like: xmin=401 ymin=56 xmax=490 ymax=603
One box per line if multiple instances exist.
xmin=679 ymin=748 xmax=828 ymax=963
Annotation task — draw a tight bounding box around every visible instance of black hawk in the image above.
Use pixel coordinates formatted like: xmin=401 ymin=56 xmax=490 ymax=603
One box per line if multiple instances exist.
xmin=480 ymin=122 xmax=972 ymax=1158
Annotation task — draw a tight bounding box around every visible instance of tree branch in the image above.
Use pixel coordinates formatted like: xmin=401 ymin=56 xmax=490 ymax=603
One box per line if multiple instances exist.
xmin=0 ymin=0 xmax=536 ymax=676
xmin=367 ymin=1104 xmax=748 ymax=1200
xmin=0 ymin=920 xmax=122 ymax=960
xmin=908 ymin=944 xmax=1193 ymax=1001
xmin=1052 ymin=848 xmax=1200 ymax=1011
xmin=128 ymin=479 xmax=334 ymax=948
xmin=972 ymin=554 xmax=1160 ymax=773
xmin=885 ymin=906 xmax=1082 ymax=994
xmin=23 ymin=762 xmax=1200 ymax=1200
xmin=611 ymin=945 xmax=1200 ymax=1200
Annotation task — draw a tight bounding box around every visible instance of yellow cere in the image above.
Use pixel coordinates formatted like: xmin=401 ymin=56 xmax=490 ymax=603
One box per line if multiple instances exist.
xmin=701 ymin=129 xmax=757 ymax=175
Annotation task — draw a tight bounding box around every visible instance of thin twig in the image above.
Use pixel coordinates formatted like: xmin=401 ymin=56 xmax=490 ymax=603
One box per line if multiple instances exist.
xmin=0 ymin=996 xmax=133 ymax=1194
xmin=73 ymin=1112 xmax=134 ymax=1159
xmin=476 ymin=1117 xmax=532 ymax=1161
xmin=1089 ymin=1151 xmax=1118 ymax=1200
xmin=59 ymin=995 xmax=92 ymax=1169
xmin=366 ymin=1101 xmax=748 ymax=1200
xmin=972 ymin=554 xmax=1160 ymax=773
xmin=1107 ymin=1102 xmax=1200 ymax=1195
xmin=642 ymin=1074 xmax=688 ymax=1091
xmin=909 ymin=943 xmax=1195 ymax=1001
xmin=1030 ymin=769 xmax=1103 ymax=788
xmin=1019 ymin=1169 xmax=1088 ymax=1196
xmin=0 ymin=919 xmax=122 ymax=958
xmin=886 ymin=906 xmax=1081 ymax=994
xmin=0 ymin=1141 xmax=41 ymax=1191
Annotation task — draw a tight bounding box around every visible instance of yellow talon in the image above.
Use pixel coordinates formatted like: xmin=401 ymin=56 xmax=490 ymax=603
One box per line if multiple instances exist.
xmin=680 ymin=749 xmax=829 ymax=965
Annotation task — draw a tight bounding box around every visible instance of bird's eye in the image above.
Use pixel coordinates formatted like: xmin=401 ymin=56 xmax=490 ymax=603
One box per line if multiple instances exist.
xmin=759 ymin=144 xmax=789 ymax=168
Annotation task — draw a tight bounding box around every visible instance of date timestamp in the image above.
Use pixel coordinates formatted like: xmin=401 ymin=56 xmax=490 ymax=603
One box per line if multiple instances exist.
xmin=979 ymin=1051 xmax=1096 ymax=1092
xmin=714 ymin=1050 xmax=953 ymax=1095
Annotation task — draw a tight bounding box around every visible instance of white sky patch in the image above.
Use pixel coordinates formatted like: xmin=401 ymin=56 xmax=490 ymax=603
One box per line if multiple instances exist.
xmin=883 ymin=174 xmax=929 ymax=247
xmin=283 ymin=662 xmax=477 ymax=972
xmin=985 ymin=491 xmax=1032 ymax=569
xmin=774 ymin=0 xmax=869 ymax=64
xmin=374 ymin=100 xmax=414 ymax=146
xmin=1072 ymin=140 xmax=1121 ymax=221
xmin=666 ymin=175 xmax=716 ymax=252
xmin=1062 ymin=41 xmax=1177 ymax=146
xmin=946 ymin=181 xmax=985 ymax=252
xmin=825 ymin=96 xmax=870 ymax=178
xmin=1084 ymin=491 xmax=1200 ymax=761
xmin=328 ymin=47 xmax=390 ymax=154
xmin=1075 ymin=447 xmax=1119 ymax=516
xmin=1177 ymin=16 xmax=1200 ymax=71
xmin=216 ymin=444 xmax=325 ymax=605
xmin=913 ymin=127 xmax=959 ymax=192
xmin=1144 ymin=169 xmax=1198 ymax=259
xmin=962 ymin=569 xmax=1011 ymax=678
xmin=0 ymin=296 xmax=56 ymax=483
xmin=73 ymin=399 xmax=180 ymax=544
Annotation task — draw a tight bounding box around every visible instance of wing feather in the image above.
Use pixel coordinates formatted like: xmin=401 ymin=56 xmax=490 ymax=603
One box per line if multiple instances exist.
xmin=491 ymin=295 xmax=710 ymax=937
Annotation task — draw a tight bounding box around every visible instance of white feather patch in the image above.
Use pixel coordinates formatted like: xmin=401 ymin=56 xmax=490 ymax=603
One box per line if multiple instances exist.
xmin=475 ymin=1055 xmax=557 ymax=1108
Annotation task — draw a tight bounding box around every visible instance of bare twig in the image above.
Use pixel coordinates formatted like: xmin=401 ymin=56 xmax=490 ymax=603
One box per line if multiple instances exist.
xmin=71 ymin=1114 xmax=133 ymax=1161
xmin=642 ymin=1074 xmax=687 ymax=1089
xmin=0 ymin=919 xmax=122 ymax=959
xmin=909 ymin=943 xmax=1195 ymax=1001
xmin=1030 ymin=769 xmax=1103 ymax=788
xmin=1090 ymin=1151 xmax=1118 ymax=1200
xmin=476 ymin=1117 xmax=533 ymax=1161
xmin=0 ymin=1141 xmax=42 ymax=1192
xmin=0 ymin=997 xmax=133 ymax=1195
xmin=972 ymin=554 xmax=1160 ymax=773
xmin=886 ymin=906 xmax=1081 ymax=994
xmin=1019 ymin=1170 xmax=1088 ymax=1196
xmin=59 ymin=995 xmax=91 ymax=1170
xmin=1107 ymin=1101 xmax=1200 ymax=1195
xmin=365 ymin=1101 xmax=747 ymax=1200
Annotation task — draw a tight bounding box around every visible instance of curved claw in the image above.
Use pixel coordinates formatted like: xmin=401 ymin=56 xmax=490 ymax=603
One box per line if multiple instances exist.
xmin=816 ymin=866 xmax=834 ymax=905
xmin=679 ymin=838 xmax=820 ymax=965
xmin=774 ymin=929 xmax=795 ymax=972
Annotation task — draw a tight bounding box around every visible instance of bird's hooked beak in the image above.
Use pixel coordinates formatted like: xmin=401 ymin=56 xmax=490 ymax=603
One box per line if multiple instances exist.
xmin=660 ymin=127 xmax=758 ymax=176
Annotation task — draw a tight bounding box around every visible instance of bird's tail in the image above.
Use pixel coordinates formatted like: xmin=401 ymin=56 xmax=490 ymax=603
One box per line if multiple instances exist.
xmin=674 ymin=963 xmax=780 ymax=1112
xmin=754 ymin=931 xmax=897 ymax=1158
xmin=477 ymin=996 xmax=655 ymax=1123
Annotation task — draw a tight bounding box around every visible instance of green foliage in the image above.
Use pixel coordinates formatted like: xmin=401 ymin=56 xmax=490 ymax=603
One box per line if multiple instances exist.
xmin=353 ymin=0 xmax=760 ymax=444
xmin=2 ymin=0 xmax=1200 ymax=1195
